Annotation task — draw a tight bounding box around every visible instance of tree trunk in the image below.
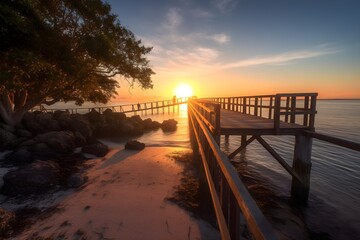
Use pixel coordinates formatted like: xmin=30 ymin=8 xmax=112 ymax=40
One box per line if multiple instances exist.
xmin=0 ymin=90 xmax=32 ymax=126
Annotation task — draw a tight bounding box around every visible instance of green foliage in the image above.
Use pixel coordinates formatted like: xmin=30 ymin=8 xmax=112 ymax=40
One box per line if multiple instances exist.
xmin=0 ymin=0 xmax=154 ymax=106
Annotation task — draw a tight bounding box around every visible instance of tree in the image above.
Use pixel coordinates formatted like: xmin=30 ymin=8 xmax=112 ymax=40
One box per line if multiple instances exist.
xmin=0 ymin=0 xmax=154 ymax=125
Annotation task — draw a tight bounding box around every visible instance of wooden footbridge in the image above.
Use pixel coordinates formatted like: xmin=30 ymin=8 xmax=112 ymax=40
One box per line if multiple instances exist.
xmin=187 ymin=93 xmax=360 ymax=240
xmin=38 ymin=97 xmax=189 ymax=115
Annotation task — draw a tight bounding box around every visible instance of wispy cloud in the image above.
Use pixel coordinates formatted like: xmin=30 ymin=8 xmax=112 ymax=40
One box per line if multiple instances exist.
xmin=210 ymin=33 xmax=230 ymax=44
xmin=163 ymin=8 xmax=182 ymax=32
xmin=212 ymin=0 xmax=238 ymax=13
xmin=221 ymin=47 xmax=340 ymax=69
xmin=155 ymin=47 xmax=219 ymax=74
xmin=148 ymin=43 xmax=340 ymax=77
xmin=192 ymin=8 xmax=214 ymax=18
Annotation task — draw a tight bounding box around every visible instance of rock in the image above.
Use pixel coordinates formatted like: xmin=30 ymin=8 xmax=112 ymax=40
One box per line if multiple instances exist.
xmin=82 ymin=142 xmax=109 ymax=157
xmin=67 ymin=173 xmax=87 ymax=188
xmin=23 ymin=112 xmax=61 ymax=134
xmin=86 ymin=109 xmax=106 ymax=126
xmin=161 ymin=119 xmax=178 ymax=132
xmin=103 ymin=108 xmax=113 ymax=115
xmin=130 ymin=115 xmax=143 ymax=124
xmin=74 ymin=131 xmax=86 ymax=147
xmin=53 ymin=111 xmax=72 ymax=129
xmin=151 ymin=121 xmax=161 ymax=130
xmin=36 ymin=131 xmax=76 ymax=153
xmin=28 ymin=142 xmax=54 ymax=158
xmin=15 ymin=128 xmax=32 ymax=138
xmin=125 ymin=140 xmax=145 ymax=150
xmin=103 ymin=111 xmax=126 ymax=124
xmin=69 ymin=115 xmax=92 ymax=138
xmin=0 ymin=129 xmax=17 ymax=149
xmin=19 ymin=139 xmax=37 ymax=147
xmin=53 ymin=110 xmax=70 ymax=121
xmin=2 ymin=160 xmax=61 ymax=196
xmin=0 ymin=123 xmax=15 ymax=133
xmin=0 ymin=208 xmax=16 ymax=238
xmin=34 ymin=112 xmax=61 ymax=132
xmin=142 ymin=118 xmax=153 ymax=130
xmin=4 ymin=148 xmax=33 ymax=165
xmin=112 ymin=112 xmax=127 ymax=121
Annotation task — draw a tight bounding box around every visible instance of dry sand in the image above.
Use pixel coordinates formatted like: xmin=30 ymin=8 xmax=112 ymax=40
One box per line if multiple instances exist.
xmin=16 ymin=147 xmax=220 ymax=240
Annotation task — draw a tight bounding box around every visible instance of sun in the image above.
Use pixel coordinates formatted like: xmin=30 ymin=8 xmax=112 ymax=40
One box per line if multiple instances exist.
xmin=174 ymin=84 xmax=194 ymax=98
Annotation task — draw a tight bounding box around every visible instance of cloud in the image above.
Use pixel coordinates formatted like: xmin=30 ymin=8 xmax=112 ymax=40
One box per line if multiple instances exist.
xmin=210 ymin=33 xmax=230 ymax=44
xmin=192 ymin=9 xmax=214 ymax=18
xmin=153 ymin=47 xmax=220 ymax=76
xmin=151 ymin=43 xmax=341 ymax=78
xmin=164 ymin=8 xmax=182 ymax=32
xmin=212 ymin=0 xmax=238 ymax=13
xmin=221 ymin=47 xmax=340 ymax=69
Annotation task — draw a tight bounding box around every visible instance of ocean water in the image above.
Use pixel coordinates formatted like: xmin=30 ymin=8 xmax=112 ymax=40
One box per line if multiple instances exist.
xmin=45 ymin=100 xmax=360 ymax=239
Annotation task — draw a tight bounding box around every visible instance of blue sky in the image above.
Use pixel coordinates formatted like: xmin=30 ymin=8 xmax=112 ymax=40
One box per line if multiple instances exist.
xmin=107 ymin=0 xmax=360 ymax=100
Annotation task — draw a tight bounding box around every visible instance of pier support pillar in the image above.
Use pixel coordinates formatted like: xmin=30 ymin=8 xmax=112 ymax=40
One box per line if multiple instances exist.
xmin=291 ymin=134 xmax=313 ymax=203
xmin=241 ymin=135 xmax=247 ymax=146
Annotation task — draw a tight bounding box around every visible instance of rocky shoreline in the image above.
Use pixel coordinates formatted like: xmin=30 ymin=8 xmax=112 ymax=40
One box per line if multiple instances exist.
xmin=0 ymin=109 xmax=178 ymax=237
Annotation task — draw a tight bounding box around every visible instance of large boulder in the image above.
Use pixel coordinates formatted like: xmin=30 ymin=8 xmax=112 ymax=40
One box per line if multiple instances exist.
xmin=142 ymin=118 xmax=160 ymax=131
xmin=125 ymin=140 xmax=145 ymax=150
xmin=151 ymin=121 xmax=161 ymax=129
xmin=23 ymin=112 xmax=61 ymax=134
xmin=15 ymin=128 xmax=32 ymax=138
xmin=86 ymin=109 xmax=106 ymax=126
xmin=53 ymin=110 xmax=71 ymax=121
xmin=69 ymin=115 xmax=92 ymax=138
xmin=0 ymin=123 xmax=15 ymax=133
xmin=161 ymin=119 xmax=178 ymax=132
xmin=53 ymin=110 xmax=72 ymax=129
xmin=67 ymin=173 xmax=87 ymax=188
xmin=36 ymin=131 xmax=76 ymax=153
xmin=0 ymin=128 xmax=17 ymax=149
xmin=2 ymin=160 xmax=61 ymax=196
xmin=3 ymin=147 xmax=33 ymax=165
xmin=82 ymin=142 xmax=109 ymax=157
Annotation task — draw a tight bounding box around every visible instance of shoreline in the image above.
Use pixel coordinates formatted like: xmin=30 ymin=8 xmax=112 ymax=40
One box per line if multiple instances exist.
xmin=9 ymin=146 xmax=220 ymax=239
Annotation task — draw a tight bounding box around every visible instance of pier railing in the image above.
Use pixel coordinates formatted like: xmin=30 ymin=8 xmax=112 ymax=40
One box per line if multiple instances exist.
xmin=35 ymin=97 xmax=189 ymax=115
xmin=203 ymin=93 xmax=318 ymax=132
xmin=188 ymin=100 xmax=278 ymax=240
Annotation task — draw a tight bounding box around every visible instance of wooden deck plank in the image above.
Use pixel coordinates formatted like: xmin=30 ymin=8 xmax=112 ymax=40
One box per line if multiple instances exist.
xmin=220 ymin=109 xmax=307 ymax=135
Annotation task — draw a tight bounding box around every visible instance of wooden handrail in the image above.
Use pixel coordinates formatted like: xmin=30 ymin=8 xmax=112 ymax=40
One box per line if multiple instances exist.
xmin=303 ymin=130 xmax=360 ymax=152
xmin=200 ymin=93 xmax=318 ymax=132
xmin=188 ymin=101 xmax=278 ymax=240
xmin=34 ymin=97 xmax=190 ymax=114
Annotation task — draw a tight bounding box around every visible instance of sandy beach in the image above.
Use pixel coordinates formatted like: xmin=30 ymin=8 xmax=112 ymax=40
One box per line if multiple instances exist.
xmin=15 ymin=147 xmax=220 ymax=240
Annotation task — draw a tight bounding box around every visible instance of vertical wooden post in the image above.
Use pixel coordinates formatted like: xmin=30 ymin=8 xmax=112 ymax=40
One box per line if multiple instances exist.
xmin=241 ymin=135 xmax=247 ymax=146
xmin=242 ymin=97 xmax=247 ymax=114
xmin=213 ymin=104 xmax=221 ymax=145
xmin=229 ymin=193 xmax=240 ymax=240
xmin=268 ymin=96 xmax=273 ymax=119
xmin=291 ymin=134 xmax=313 ymax=203
xmin=309 ymin=95 xmax=317 ymax=131
xmin=274 ymin=95 xmax=281 ymax=133
xmin=290 ymin=96 xmax=296 ymax=123
xmin=254 ymin=97 xmax=258 ymax=116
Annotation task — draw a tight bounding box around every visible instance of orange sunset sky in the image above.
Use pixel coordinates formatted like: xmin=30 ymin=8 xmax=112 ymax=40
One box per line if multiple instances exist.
xmin=107 ymin=0 xmax=360 ymax=102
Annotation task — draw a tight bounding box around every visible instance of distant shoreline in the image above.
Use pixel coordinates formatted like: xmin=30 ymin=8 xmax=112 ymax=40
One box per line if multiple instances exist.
xmin=317 ymin=98 xmax=360 ymax=100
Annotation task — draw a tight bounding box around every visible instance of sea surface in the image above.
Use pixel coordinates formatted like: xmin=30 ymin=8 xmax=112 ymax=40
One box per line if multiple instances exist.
xmin=41 ymin=100 xmax=360 ymax=239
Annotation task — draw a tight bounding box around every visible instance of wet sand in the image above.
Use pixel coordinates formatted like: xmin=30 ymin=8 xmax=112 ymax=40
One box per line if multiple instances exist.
xmin=17 ymin=147 xmax=220 ymax=240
